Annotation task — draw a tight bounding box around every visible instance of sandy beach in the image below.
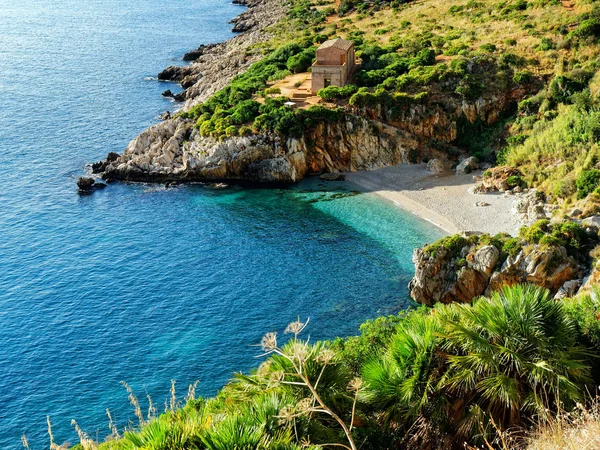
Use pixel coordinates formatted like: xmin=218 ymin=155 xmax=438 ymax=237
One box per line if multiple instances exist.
xmin=347 ymin=164 xmax=524 ymax=236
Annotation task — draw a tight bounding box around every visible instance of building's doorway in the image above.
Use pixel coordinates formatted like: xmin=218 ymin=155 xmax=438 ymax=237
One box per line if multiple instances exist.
xmin=324 ymin=78 xmax=331 ymax=88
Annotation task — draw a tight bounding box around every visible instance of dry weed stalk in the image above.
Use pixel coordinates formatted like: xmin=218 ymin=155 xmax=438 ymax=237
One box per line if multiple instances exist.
xmin=186 ymin=380 xmax=200 ymax=403
xmin=526 ymin=399 xmax=600 ymax=450
xmin=259 ymin=317 xmax=359 ymax=450
xmin=106 ymin=408 xmax=119 ymax=440
xmin=146 ymin=394 xmax=156 ymax=420
xmin=120 ymin=381 xmax=144 ymax=426
xmin=170 ymin=379 xmax=177 ymax=412
xmin=46 ymin=416 xmax=68 ymax=450
xmin=71 ymin=419 xmax=97 ymax=450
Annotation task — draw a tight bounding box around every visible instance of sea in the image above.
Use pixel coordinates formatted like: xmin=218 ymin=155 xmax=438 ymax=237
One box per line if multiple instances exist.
xmin=0 ymin=0 xmax=444 ymax=447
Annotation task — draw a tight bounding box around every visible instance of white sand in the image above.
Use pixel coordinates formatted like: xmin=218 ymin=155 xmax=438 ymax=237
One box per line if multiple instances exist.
xmin=346 ymin=164 xmax=524 ymax=236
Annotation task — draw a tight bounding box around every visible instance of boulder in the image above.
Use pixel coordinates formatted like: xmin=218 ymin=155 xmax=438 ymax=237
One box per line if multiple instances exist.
xmin=77 ymin=177 xmax=95 ymax=190
xmin=487 ymin=246 xmax=579 ymax=294
xmin=582 ymin=215 xmax=600 ymax=228
xmin=456 ymin=157 xmax=478 ymax=175
xmin=409 ymin=243 xmax=498 ymax=306
xmin=569 ymin=208 xmax=583 ymax=218
xmin=472 ymin=245 xmax=499 ymax=276
xmin=157 ymin=65 xmax=184 ymax=81
xmin=77 ymin=177 xmax=107 ymax=194
xmin=426 ymin=158 xmax=444 ymax=174
xmin=579 ymin=261 xmax=600 ymax=293
xmin=480 ymin=166 xmax=523 ymax=192
xmin=531 ymin=204 xmax=547 ymax=220
xmin=555 ymin=279 xmax=581 ymax=299
xmin=182 ymin=44 xmax=216 ymax=61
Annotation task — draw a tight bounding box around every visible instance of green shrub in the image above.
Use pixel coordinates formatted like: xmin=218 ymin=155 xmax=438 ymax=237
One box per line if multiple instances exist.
xmin=424 ymin=234 xmax=468 ymax=257
xmin=286 ymin=47 xmax=316 ymax=73
xmin=480 ymin=43 xmax=497 ymax=52
xmin=537 ymin=37 xmax=555 ymax=51
xmin=569 ymin=19 xmax=600 ymax=39
xmin=503 ymin=237 xmax=523 ymax=257
xmin=225 ymin=126 xmax=238 ymax=137
xmin=264 ymin=87 xmax=282 ymax=95
xmin=513 ymin=70 xmax=533 ymax=84
xmin=331 ymin=313 xmax=410 ymax=373
xmin=549 ymin=75 xmax=586 ymax=104
xmin=576 ymin=169 xmax=600 ymax=199
xmin=410 ymin=48 xmax=436 ymax=67
xmin=455 ymin=74 xmax=484 ymax=100
xmin=362 ymin=285 xmax=592 ymax=446
xmin=507 ymin=175 xmax=525 ymax=187
xmin=239 ymin=126 xmax=253 ymax=137
xmin=520 ymin=219 xmax=550 ymax=244
xmin=564 ymin=290 xmax=600 ymax=349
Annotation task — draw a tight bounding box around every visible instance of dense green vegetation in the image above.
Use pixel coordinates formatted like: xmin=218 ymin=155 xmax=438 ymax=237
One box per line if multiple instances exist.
xmin=178 ymin=40 xmax=344 ymax=139
xmin=67 ymin=285 xmax=600 ymax=450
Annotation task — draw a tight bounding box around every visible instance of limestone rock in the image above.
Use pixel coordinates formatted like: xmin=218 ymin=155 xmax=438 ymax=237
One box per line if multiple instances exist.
xmin=569 ymin=208 xmax=583 ymax=218
xmin=531 ymin=203 xmax=547 ymax=220
xmin=77 ymin=177 xmax=95 ymax=190
xmin=487 ymin=246 xmax=579 ymax=294
xmin=77 ymin=177 xmax=107 ymax=194
xmin=579 ymin=261 xmax=600 ymax=293
xmin=409 ymin=239 xmax=584 ymax=306
xmin=426 ymin=158 xmax=444 ymax=174
xmin=472 ymin=245 xmax=499 ymax=276
xmin=92 ymin=0 xmax=532 ymax=186
xmin=582 ymin=215 xmax=600 ymax=228
xmin=456 ymin=157 xmax=478 ymax=175
xmin=555 ymin=279 xmax=581 ymax=299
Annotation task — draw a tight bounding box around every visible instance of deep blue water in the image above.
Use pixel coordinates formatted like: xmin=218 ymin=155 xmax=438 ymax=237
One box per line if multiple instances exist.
xmin=0 ymin=0 xmax=444 ymax=448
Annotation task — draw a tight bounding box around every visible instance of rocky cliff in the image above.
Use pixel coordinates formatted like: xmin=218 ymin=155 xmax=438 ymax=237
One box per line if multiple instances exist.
xmin=96 ymin=115 xmax=455 ymax=183
xmin=95 ymin=88 xmax=525 ymax=183
xmin=409 ymin=226 xmax=600 ymax=306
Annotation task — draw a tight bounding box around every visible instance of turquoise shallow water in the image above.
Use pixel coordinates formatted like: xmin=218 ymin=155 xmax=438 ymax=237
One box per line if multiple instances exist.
xmin=0 ymin=0 xmax=444 ymax=448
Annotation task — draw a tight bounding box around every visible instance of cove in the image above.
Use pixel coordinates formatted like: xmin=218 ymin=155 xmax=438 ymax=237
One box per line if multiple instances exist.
xmin=0 ymin=0 xmax=443 ymax=448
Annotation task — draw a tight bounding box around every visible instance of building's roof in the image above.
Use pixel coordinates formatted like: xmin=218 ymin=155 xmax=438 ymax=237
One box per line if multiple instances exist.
xmin=317 ymin=38 xmax=354 ymax=51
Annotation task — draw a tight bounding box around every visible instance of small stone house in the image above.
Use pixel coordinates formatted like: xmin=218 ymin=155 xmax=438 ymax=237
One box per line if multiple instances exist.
xmin=311 ymin=38 xmax=355 ymax=94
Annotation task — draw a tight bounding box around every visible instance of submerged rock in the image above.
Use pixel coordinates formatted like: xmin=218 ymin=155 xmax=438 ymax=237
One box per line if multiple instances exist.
xmin=320 ymin=172 xmax=346 ymax=181
xmin=77 ymin=177 xmax=107 ymax=194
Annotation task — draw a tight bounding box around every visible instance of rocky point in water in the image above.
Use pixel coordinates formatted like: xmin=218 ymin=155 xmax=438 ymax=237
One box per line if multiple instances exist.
xmin=88 ymin=0 xmax=538 ymax=187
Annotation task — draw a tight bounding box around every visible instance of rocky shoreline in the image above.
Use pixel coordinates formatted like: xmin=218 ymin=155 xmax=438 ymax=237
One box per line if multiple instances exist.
xmin=89 ymin=0 xmax=533 ymax=186
xmin=89 ymin=0 xmax=286 ymax=181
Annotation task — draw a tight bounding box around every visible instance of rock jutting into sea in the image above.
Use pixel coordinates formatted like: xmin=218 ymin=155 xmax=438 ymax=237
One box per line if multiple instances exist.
xmin=91 ymin=0 xmax=531 ymax=185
